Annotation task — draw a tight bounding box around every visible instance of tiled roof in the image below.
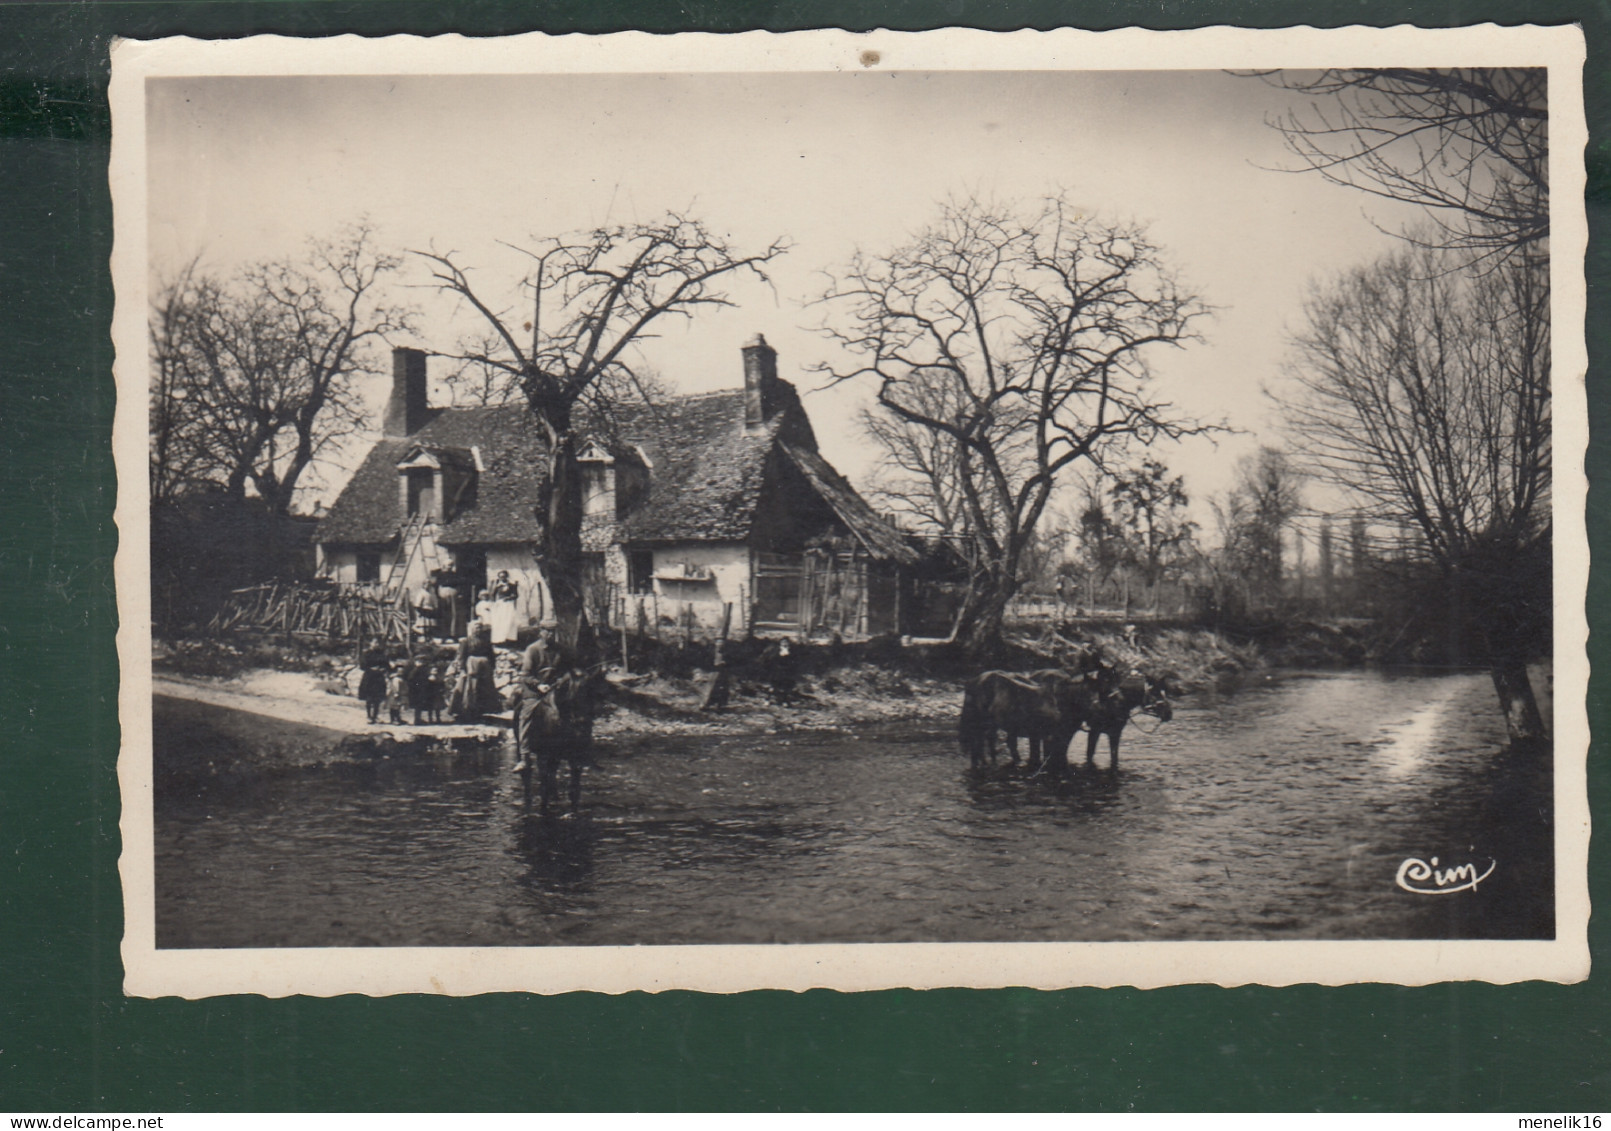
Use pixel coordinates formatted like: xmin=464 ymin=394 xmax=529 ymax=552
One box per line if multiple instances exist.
xmin=316 ymin=405 xmax=541 ymax=544
xmin=316 ymin=378 xmax=913 ymax=561
xmin=615 ymin=391 xmax=780 ymax=544
xmin=314 ymin=437 xmax=413 ymax=544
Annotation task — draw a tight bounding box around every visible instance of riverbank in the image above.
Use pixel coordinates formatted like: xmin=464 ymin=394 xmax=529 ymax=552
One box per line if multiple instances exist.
xmin=148 ymin=617 xmax=1381 ymax=752
xmin=150 ymin=658 xmax=961 ymax=749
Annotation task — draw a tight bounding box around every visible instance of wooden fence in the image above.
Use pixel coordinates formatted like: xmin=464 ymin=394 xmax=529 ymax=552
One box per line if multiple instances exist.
xmin=206 ymin=582 xmax=412 ymax=643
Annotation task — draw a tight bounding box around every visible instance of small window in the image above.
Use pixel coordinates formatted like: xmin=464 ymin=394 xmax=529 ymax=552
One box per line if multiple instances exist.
xmin=581 ymin=463 xmax=613 ymax=519
xmin=356 ymin=551 xmax=381 ymax=583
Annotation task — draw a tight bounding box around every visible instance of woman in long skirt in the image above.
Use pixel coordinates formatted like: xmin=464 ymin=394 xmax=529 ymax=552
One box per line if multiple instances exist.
xmin=487 ymin=570 xmax=520 ymax=645
xmin=452 ymin=618 xmax=499 ymax=722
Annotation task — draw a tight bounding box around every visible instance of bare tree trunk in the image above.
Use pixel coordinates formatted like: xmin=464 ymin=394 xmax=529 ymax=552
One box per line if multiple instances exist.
xmin=956 ymin=571 xmax=1015 ymax=660
xmin=1479 ymin=615 xmax=1547 ymax=744
xmin=1490 ymin=660 xmax=1546 ymax=744
xmin=536 ymin=430 xmax=590 ymax=661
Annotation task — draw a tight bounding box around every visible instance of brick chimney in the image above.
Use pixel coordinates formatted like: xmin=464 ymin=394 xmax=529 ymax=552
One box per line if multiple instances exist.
xmin=742 ymin=334 xmax=780 ymax=428
xmin=384 ymin=347 xmax=429 ymax=437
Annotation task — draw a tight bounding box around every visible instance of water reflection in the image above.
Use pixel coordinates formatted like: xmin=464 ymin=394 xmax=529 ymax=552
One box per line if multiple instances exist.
xmin=1371 ymin=683 xmax=1461 ymax=779
xmin=513 ymin=811 xmax=598 ymax=895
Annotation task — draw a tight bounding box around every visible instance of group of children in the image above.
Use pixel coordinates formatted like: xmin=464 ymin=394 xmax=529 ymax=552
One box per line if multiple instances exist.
xmin=356 ymin=648 xmax=450 ymax=726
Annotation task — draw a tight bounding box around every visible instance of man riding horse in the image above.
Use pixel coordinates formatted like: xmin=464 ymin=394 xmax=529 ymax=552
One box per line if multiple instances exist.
xmin=514 ymin=627 xmax=595 ymax=813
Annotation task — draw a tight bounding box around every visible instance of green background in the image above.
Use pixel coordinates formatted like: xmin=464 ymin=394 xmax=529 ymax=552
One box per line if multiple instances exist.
xmin=1 ymin=0 xmax=1604 ymax=1111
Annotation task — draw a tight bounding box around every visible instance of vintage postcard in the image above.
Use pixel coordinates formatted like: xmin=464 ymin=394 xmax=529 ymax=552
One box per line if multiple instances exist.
xmin=111 ymin=26 xmax=1590 ymax=997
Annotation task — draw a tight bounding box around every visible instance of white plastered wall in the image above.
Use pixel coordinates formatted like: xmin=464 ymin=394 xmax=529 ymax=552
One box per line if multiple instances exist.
xmin=640 ymin=543 xmax=750 ymax=635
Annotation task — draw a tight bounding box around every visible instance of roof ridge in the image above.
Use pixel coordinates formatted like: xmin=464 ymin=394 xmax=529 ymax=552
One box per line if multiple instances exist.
xmin=661 ymin=387 xmax=744 ymax=403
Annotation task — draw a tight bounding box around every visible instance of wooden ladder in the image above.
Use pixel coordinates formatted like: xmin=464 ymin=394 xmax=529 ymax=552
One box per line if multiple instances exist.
xmin=385 ymin=513 xmax=424 ymax=596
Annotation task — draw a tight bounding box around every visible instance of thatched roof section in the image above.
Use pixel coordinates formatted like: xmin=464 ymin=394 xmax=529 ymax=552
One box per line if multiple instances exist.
xmin=780 ymin=443 xmax=919 ymax=565
xmin=314 ymin=437 xmax=414 ymax=544
xmin=316 ymin=404 xmax=542 ymax=545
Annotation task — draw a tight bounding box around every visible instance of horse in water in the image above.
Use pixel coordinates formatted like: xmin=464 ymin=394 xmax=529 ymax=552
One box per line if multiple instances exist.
xmin=1074 ymin=670 xmax=1173 ymax=771
xmin=959 ymin=660 xmax=1173 ymax=776
xmin=516 ymin=666 xmax=602 ymax=814
xmin=959 ymin=667 xmax=1098 ymax=770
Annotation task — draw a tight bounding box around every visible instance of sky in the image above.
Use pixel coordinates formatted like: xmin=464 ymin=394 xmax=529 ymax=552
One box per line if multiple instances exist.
xmin=145 ymin=68 xmax=1420 ymax=530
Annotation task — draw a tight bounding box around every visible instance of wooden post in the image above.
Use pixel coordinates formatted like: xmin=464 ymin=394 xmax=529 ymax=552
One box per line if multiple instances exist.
xmin=701 ymin=601 xmax=734 ymax=711
xmin=715 ymin=600 xmax=732 ymax=667
xmin=797 ymin=557 xmax=811 ymax=640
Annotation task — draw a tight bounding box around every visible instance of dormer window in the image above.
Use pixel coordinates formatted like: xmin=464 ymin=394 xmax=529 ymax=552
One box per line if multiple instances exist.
xmin=405 ymin=468 xmax=436 ymax=518
xmin=396 ymin=445 xmax=475 ymax=525
xmin=579 ymin=441 xmax=616 ymax=521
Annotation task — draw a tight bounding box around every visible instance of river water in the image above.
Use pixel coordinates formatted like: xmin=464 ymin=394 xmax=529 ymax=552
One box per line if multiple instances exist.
xmin=153 ymin=668 xmax=1553 ymax=948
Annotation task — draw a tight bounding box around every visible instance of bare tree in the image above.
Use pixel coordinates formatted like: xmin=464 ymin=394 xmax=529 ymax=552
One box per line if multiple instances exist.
xmin=150 ymin=258 xmax=217 ymax=505
xmin=1074 ymin=475 xmax=1126 ymax=611
xmin=1286 ymin=243 xmax=1549 ymax=738
xmin=1257 ymin=68 xmax=1548 ymax=261
xmin=149 ymin=224 xmax=411 ymax=515
xmin=1258 ymin=66 xmax=1552 ymax=741
xmin=1108 ymin=457 xmax=1197 ymax=611
xmin=812 ymin=194 xmax=1211 ymax=655
xmin=858 ymin=365 xmax=1029 ymax=557
xmin=439 ymin=331 xmax=526 ymax=406
xmin=413 ymin=214 xmax=788 ymax=652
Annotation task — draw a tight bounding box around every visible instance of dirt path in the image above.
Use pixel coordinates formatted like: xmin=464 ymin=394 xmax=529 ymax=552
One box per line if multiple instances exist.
xmin=153 ymin=670 xmax=507 ymax=740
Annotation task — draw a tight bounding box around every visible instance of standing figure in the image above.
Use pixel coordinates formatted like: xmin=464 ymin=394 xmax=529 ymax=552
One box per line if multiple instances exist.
xmin=452 ymin=617 xmax=499 ymax=723
xmin=436 ymin=570 xmax=465 ymax=640
xmin=421 ymin=662 xmax=447 ymax=724
xmin=357 ymin=647 xmax=388 ymax=724
xmin=385 ymin=663 xmax=411 ymax=725
xmin=413 ymin=575 xmax=441 ymax=640
xmin=488 ymin=570 xmax=520 ymax=646
xmin=408 ymin=656 xmax=437 ymax=726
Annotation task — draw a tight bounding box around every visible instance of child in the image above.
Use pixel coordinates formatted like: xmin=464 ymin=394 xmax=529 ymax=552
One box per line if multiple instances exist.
xmin=358 ymin=650 xmax=388 ymax=724
xmin=423 ymin=662 xmax=447 ymax=724
xmin=409 ymin=657 xmax=439 ymax=726
xmin=386 ymin=665 xmax=411 ymax=725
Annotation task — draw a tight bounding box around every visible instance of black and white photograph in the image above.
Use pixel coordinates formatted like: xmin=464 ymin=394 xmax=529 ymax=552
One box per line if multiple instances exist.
xmin=111 ymin=27 xmax=1589 ymax=995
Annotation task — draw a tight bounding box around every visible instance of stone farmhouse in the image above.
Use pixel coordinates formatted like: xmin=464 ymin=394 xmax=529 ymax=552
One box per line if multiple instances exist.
xmin=313 ymin=336 xmax=933 ymax=641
